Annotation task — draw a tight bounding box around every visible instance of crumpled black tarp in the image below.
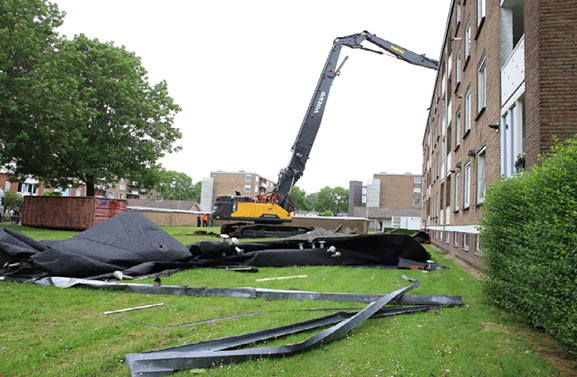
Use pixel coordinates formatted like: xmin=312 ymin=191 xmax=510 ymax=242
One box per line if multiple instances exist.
xmin=0 ymin=211 xmax=192 ymax=278
xmin=0 ymin=211 xmax=440 ymax=279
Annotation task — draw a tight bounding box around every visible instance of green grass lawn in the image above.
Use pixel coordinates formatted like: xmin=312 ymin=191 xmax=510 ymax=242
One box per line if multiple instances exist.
xmin=0 ymin=225 xmax=574 ymax=376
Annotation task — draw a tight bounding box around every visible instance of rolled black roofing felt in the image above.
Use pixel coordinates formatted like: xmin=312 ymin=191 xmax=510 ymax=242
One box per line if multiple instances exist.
xmin=1 ymin=211 xmax=441 ymax=279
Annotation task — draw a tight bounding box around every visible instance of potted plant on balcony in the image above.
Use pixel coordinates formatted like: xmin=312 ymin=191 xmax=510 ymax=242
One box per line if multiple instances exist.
xmin=514 ymin=153 xmax=526 ymax=172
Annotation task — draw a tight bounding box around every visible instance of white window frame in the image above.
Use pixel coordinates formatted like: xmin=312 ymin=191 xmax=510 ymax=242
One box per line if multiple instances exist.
xmin=455 ymin=170 xmax=461 ymax=211
xmin=244 ymin=184 xmax=251 ymax=192
xmin=456 ymin=0 xmax=462 ymax=25
xmin=477 ymin=147 xmax=487 ymax=203
xmin=455 ymin=108 xmax=462 ymax=147
xmin=465 ymin=87 xmax=472 ymax=132
xmin=107 ymin=192 xmax=115 ymax=199
xmin=463 ymin=233 xmax=470 ymax=251
xmin=453 ymin=232 xmax=459 ymax=247
xmin=245 ymin=174 xmax=252 ymax=182
xmin=464 ymin=161 xmax=471 ymax=208
xmin=456 ymin=49 xmax=462 ymax=85
xmin=477 ymin=0 xmax=486 ymax=25
xmin=465 ymin=18 xmax=471 ymax=59
xmin=477 ymin=55 xmax=487 ymax=112
xmin=413 ymin=187 xmax=421 ymax=195
xmin=414 ymin=176 xmax=422 ymax=184
xmin=413 ymin=198 xmax=421 ymax=207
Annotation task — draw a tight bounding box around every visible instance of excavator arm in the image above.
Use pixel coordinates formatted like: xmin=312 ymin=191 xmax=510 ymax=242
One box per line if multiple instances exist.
xmin=271 ymin=31 xmax=439 ymax=212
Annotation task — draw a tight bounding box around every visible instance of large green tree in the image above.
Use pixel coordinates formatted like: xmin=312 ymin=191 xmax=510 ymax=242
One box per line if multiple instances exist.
xmin=1 ymin=2 xmax=182 ymax=196
xmin=313 ymin=186 xmax=349 ymax=216
xmin=156 ymin=170 xmax=200 ymax=202
xmin=0 ymin=0 xmax=63 ymax=157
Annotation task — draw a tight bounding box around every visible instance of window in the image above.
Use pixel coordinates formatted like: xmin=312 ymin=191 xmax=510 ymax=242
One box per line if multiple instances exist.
xmin=455 ymin=109 xmax=461 ymax=147
xmin=414 ymin=176 xmax=421 ymax=184
xmin=5 ymin=181 xmax=10 ymax=191
xmin=453 ymin=232 xmax=459 ymax=247
xmin=413 ymin=198 xmax=421 ymax=207
xmin=119 ymin=184 xmax=125 ymax=191
xmin=477 ymin=55 xmax=486 ymax=113
xmin=477 ymin=0 xmax=486 ymax=25
xmin=107 ymin=192 xmax=115 ymax=199
xmin=245 ymin=174 xmax=252 ymax=182
xmin=463 ymin=233 xmax=470 ymax=251
xmin=456 ymin=49 xmax=461 ymax=85
xmin=475 ymin=235 xmax=482 ymax=255
xmin=244 ymin=184 xmax=251 ymax=192
xmin=501 ymin=97 xmax=526 ymax=177
xmin=465 ymin=18 xmax=471 ymax=60
xmin=464 ymin=162 xmax=471 ymax=208
xmin=445 ymin=231 xmax=450 ymax=244
xmin=455 ymin=170 xmax=461 ymax=211
xmin=465 ymin=87 xmax=472 ymax=132
xmin=119 ymin=193 xmax=125 ymax=199
xmin=76 ymin=189 xmax=82 ymax=197
xmin=413 ymin=187 xmax=422 ymax=195
xmin=456 ymin=0 xmax=462 ymax=25
xmin=477 ymin=147 xmax=486 ymax=203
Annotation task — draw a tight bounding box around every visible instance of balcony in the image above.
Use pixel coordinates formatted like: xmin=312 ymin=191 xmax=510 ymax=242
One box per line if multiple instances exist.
xmin=501 ymin=35 xmax=525 ymax=106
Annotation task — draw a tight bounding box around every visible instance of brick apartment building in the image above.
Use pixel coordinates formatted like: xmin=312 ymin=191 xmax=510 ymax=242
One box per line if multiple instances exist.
xmin=0 ymin=172 xmax=137 ymax=201
xmin=422 ymin=0 xmax=577 ymax=265
xmin=349 ymin=173 xmax=422 ymax=231
xmin=200 ymin=171 xmax=275 ymax=212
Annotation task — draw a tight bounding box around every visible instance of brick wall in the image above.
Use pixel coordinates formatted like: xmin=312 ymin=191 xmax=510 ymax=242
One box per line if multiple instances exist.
xmin=524 ymin=0 xmax=577 ymax=167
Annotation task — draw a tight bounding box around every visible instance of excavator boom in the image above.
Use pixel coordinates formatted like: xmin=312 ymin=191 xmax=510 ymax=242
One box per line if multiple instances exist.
xmin=212 ymin=31 xmax=438 ymax=237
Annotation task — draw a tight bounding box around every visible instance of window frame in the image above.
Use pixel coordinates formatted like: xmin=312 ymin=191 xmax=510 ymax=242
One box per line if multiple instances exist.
xmin=465 ymin=17 xmax=472 ymax=62
xmin=464 ymin=161 xmax=471 ymax=209
xmin=456 ymin=49 xmax=462 ymax=86
xmin=477 ymin=0 xmax=486 ymax=26
xmin=455 ymin=108 xmax=462 ymax=148
xmin=477 ymin=54 xmax=487 ymax=114
xmin=465 ymin=87 xmax=472 ymax=133
xmin=477 ymin=146 xmax=487 ymax=204
xmin=454 ymin=170 xmax=461 ymax=211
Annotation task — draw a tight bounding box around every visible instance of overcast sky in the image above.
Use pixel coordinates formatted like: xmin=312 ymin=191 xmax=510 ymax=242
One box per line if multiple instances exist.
xmin=53 ymin=0 xmax=450 ymax=193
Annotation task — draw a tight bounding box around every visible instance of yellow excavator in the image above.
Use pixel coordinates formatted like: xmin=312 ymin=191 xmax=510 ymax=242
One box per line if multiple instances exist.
xmin=212 ymin=31 xmax=438 ymax=237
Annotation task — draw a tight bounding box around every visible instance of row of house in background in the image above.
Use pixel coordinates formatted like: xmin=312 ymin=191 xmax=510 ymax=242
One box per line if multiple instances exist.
xmin=422 ymin=0 xmax=577 ymax=266
xmin=0 ymin=171 xmax=143 ymax=200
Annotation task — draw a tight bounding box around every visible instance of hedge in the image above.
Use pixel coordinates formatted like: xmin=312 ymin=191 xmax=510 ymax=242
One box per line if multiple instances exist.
xmin=480 ymin=138 xmax=577 ymax=356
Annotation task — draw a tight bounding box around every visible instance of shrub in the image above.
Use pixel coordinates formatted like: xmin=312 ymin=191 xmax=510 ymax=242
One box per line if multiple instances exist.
xmin=480 ymin=138 xmax=577 ymax=356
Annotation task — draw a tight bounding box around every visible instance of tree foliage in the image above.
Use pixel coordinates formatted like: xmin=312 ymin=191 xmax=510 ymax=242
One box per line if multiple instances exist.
xmin=0 ymin=0 xmax=63 ymax=130
xmin=156 ymin=170 xmax=200 ymax=202
xmin=0 ymin=2 xmax=182 ymax=196
xmin=290 ymin=186 xmax=310 ymax=212
xmin=480 ymin=137 xmax=577 ymax=356
xmin=312 ymin=186 xmax=348 ymax=216
xmin=3 ymin=191 xmax=23 ymax=211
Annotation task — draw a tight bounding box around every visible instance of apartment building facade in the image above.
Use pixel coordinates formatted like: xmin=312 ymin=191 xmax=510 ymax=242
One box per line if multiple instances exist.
xmin=0 ymin=172 xmax=136 ymax=200
xmin=349 ymin=173 xmax=422 ymax=231
xmin=422 ymin=0 xmax=577 ymax=265
xmin=200 ymin=171 xmax=275 ymax=212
